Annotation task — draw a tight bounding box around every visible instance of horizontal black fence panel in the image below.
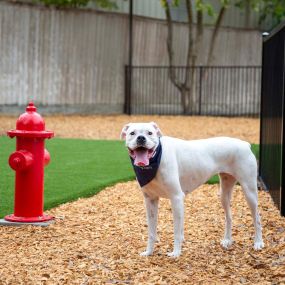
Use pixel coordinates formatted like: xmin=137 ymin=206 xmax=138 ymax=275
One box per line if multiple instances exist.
xmin=259 ymin=23 xmax=285 ymax=216
xmin=125 ymin=66 xmax=261 ymax=117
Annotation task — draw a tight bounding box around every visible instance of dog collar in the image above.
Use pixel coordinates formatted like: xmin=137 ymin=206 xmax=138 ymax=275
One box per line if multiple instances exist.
xmin=130 ymin=140 xmax=162 ymax=187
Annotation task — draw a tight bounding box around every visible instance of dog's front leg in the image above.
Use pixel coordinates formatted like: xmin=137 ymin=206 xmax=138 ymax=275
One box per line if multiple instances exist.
xmin=140 ymin=194 xmax=159 ymax=256
xmin=168 ymin=194 xmax=185 ymax=258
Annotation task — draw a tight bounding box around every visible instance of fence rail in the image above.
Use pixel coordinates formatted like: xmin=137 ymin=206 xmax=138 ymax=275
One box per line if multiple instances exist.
xmin=125 ymin=66 xmax=261 ymax=117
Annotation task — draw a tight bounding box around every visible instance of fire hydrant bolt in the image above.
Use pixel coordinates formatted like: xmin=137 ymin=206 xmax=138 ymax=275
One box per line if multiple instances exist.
xmin=44 ymin=149 xmax=51 ymax=166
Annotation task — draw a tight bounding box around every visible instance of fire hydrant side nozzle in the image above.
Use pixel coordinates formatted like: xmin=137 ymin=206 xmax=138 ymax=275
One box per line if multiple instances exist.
xmin=9 ymin=150 xmax=34 ymax=171
xmin=5 ymin=102 xmax=55 ymax=224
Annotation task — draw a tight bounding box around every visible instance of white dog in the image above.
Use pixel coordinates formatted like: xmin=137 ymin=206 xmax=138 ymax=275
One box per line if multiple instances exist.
xmin=121 ymin=122 xmax=264 ymax=257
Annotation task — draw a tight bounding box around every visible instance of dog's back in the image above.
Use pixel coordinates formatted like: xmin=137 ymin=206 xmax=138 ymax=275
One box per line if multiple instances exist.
xmin=157 ymin=136 xmax=256 ymax=193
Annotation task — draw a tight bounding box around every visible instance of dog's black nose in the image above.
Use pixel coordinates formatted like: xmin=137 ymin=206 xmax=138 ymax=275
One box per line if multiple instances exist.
xmin=137 ymin=135 xmax=146 ymax=145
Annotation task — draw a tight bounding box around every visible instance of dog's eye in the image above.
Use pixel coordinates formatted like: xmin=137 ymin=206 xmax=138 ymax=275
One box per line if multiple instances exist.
xmin=130 ymin=131 xmax=135 ymax=135
xmin=148 ymin=131 xmax=153 ymax=135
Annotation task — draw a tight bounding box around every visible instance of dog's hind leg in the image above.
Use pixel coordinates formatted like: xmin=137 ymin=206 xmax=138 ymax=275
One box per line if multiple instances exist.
xmin=240 ymin=180 xmax=264 ymax=250
xmin=233 ymin=149 xmax=264 ymax=250
xmin=219 ymin=173 xmax=236 ymax=249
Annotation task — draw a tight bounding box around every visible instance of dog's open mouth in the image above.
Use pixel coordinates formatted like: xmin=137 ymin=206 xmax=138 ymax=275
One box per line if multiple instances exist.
xmin=128 ymin=147 xmax=154 ymax=166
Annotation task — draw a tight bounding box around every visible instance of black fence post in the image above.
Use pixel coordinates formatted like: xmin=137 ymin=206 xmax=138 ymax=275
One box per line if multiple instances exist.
xmin=199 ymin=66 xmax=203 ymax=115
xmin=124 ymin=0 xmax=133 ymax=115
xmin=259 ymin=34 xmax=267 ymax=181
xmin=124 ymin=65 xmax=131 ymax=114
xmin=282 ymin=57 xmax=285 ymax=217
xmin=259 ymin=23 xmax=285 ymax=216
xmin=282 ymin=93 xmax=285 ymax=216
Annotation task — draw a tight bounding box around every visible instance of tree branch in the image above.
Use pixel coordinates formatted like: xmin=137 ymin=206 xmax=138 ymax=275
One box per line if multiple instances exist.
xmin=165 ymin=1 xmax=183 ymax=91
xmin=185 ymin=0 xmax=194 ymax=68
xmin=206 ymin=5 xmax=227 ymax=66
xmin=184 ymin=0 xmax=194 ymax=89
xmin=196 ymin=6 xmax=203 ymax=38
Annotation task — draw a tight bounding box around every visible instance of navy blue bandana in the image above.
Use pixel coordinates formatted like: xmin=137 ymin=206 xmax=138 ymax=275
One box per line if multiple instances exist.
xmin=130 ymin=141 xmax=162 ymax=187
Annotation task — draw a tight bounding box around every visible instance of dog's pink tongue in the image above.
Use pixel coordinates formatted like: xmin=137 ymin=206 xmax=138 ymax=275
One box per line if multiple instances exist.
xmin=134 ymin=149 xmax=149 ymax=166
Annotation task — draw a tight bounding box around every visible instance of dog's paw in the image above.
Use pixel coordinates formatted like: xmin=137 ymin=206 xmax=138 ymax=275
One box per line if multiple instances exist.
xmin=167 ymin=251 xmax=181 ymax=258
xmin=140 ymin=250 xmax=153 ymax=257
xmin=254 ymin=241 xmax=264 ymax=251
xmin=220 ymin=239 xmax=233 ymax=249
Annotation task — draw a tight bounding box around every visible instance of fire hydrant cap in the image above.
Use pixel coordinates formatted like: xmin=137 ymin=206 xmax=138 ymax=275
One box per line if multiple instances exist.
xmin=17 ymin=102 xmax=45 ymax=131
xmin=7 ymin=102 xmax=54 ymax=138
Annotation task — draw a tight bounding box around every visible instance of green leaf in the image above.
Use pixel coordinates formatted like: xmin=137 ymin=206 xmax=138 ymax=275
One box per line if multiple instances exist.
xmin=35 ymin=0 xmax=118 ymax=9
xmin=220 ymin=0 xmax=230 ymax=7
xmin=205 ymin=3 xmax=215 ymax=17
xmin=161 ymin=0 xmax=167 ymax=8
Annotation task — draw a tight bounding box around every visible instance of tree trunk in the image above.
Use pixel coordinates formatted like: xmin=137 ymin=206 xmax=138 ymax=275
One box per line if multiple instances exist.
xmin=245 ymin=1 xmax=251 ymax=28
xmin=181 ymin=87 xmax=190 ymax=115
xmin=164 ymin=0 xmax=227 ymax=114
xmin=165 ymin=1 xmax=189 ymax=113
xmin=202 ymin=5 xmax=228 ymax=84
xmin=165 ymin=2 xmax=183 ymax=91
xmin=206 ymin=5 xmax=227 ymax=66
xmin=184 ymin=0 xmax=194 ymax=85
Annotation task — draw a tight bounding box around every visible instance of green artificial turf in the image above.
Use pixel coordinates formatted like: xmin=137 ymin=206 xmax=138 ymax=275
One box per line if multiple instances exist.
xmin=0 ymin=136 xmax=134 ymax=218
xmin=0 ymin=136 xmax=259 ymax=218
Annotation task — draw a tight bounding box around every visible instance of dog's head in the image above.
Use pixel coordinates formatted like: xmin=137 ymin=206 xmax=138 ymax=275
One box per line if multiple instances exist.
xmin=120 ymin=122 xmax=163 ymax=167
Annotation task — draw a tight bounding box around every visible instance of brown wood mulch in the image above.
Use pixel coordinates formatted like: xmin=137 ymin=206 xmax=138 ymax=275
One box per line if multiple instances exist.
xmin=0 ymin=115 xmax=260 ymax=143
xmin=0 ymin=115 xmax=284 ymax=284
xmin=0 ymin=182 xmax=284 ymax=284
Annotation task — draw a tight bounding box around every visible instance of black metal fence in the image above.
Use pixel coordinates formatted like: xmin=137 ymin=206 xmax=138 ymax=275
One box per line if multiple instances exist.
xmin=259 ymin=24 xmax=285 ymax=216
xmin=125 ymin=66 xmax=261 ymax=116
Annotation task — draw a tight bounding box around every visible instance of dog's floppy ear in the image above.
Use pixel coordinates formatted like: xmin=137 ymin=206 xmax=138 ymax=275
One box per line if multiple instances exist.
xmin=120 ymin=123 xmax=132 ymax=140
xmin=150 ymin=122 xmax=163 ymax=137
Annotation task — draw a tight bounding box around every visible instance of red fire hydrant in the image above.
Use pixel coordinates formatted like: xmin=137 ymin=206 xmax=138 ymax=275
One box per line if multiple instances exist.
xmin=5 ymin=102 xmax=54 ymax=223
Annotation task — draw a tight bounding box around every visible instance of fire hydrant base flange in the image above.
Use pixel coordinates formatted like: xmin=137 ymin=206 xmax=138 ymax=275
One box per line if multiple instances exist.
xmin=0 ymin=218 xmax=54 ymax=227
xmin=4 ymin=214 xmax=54 ymax=223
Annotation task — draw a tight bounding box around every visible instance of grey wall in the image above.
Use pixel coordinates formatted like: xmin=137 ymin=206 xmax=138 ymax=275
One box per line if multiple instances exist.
xmin=132 ymin=17 xmax=262 ymax=66
xmin=0 ymin=1 xmax=262 ymax=114
xmin=0 ymin=1 xmax=129 ymax=114
xmin=17 ymin=0 xmax=274 ymax=30
xmin=89 ymin=0 xmax=273 ymax=30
